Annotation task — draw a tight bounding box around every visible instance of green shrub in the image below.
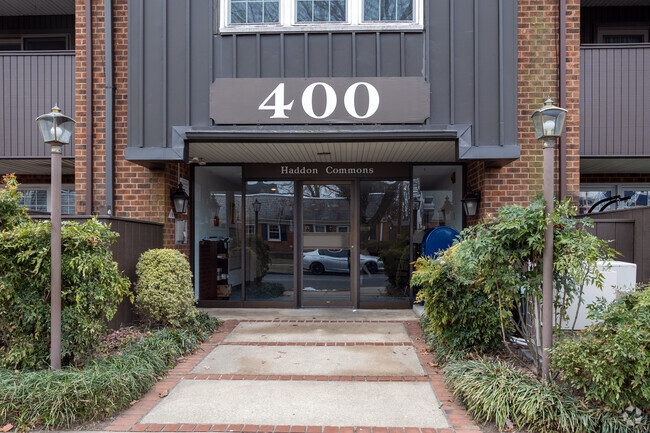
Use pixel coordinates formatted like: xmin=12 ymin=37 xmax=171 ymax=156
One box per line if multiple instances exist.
xmin=444 ymin=357 xmax=649 ymax=433
xmin=552 ymin=287 xmax=650 ymax=412
xmin=134 ymin=249 xmax=197 ymax=327
xmin=0 ymin=313 xmax=219 ymax=430
xmin=0 ymin=216 xmax=131 ymax=369
xmin=412 ymin=240 xmax=505 ymax=353
xmin=0 ymin=174 xmax=29 ymax=231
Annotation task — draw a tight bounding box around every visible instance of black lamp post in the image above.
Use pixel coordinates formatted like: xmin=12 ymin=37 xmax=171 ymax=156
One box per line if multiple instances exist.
xmin=531 ymin=97 xmax=567 ymax=380
xmin=170 ymin=183 xmax=189 ymax=214
xmin=253 ymin=199 xmax=261 ymax=236
xmin=36 ymin=105 xmax=75 ymax=371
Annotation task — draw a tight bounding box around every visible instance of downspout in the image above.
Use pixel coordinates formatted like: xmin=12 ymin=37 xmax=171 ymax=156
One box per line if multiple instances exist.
xmin=85 ymin=0 xmax=93 ymax=215
xmin=105 ymin=0 xmax=114 ymax=214
xmin=559 ymin=0 xmax=567 ymax=199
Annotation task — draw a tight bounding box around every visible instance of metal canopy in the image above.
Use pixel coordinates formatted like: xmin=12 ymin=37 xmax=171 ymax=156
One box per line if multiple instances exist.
xmin=188 ymin=140 xmax=457 ymax=164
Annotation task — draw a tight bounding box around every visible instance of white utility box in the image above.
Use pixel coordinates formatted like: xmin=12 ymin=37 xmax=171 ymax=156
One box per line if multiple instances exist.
xmin=560 ymin=261 xmax=637 ymax=330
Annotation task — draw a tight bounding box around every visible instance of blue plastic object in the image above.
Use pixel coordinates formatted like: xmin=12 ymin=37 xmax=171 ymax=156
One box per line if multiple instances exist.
xmin=421 ymin=226 xmax=460 ymax=258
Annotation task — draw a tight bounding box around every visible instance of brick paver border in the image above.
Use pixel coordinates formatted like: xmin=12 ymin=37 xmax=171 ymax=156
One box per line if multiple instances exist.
xmin=104 ymin=318 xmax=482 ymax=433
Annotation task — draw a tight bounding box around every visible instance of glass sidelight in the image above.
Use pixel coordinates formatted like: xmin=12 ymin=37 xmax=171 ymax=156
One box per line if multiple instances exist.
xmin=359 ymin=180 xmax=410 ymax=302
xmin=245 ymin=181 xmax=295 ymax=302
xmin=301 ymin=182 xmax=354 ymax=306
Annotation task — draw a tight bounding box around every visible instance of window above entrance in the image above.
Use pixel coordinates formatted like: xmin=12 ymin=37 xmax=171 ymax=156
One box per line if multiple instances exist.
xmin=219 ymin=0 xmax=423 ymax=33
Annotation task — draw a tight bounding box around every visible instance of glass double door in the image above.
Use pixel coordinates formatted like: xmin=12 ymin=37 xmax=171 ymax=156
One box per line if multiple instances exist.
xmin=301 ymin=182 xmax=356 ymax=307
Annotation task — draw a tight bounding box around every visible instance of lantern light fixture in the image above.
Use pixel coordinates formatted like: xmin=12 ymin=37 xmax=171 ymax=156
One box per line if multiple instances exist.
xmin=461 ymin=188 xmax=481 ymax=217
xmin=531 ymin=97 xmax=568 ymax=147
xmin=170 ymin=183 xmax=189 ymax=214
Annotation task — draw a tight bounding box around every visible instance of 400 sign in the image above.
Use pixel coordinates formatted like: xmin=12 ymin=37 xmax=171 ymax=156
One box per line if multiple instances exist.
xmin=210 ymin=77 xmax=430 ymax=124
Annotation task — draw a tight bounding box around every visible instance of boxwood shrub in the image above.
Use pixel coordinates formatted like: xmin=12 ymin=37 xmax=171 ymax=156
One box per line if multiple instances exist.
xmin=134 ymin=248 xmax=197 ymax=327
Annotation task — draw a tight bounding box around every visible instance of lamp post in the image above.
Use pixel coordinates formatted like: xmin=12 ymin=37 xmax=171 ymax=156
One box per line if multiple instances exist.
xmin=36 ymin=105 xmax=75 ymax=371
xmin=531 ymin=97 xmax=567 ymax=380
xmin=253 ymin=199 xmax=261 ymax=236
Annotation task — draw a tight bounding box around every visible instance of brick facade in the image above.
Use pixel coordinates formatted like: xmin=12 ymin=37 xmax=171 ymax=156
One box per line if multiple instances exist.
xmin=74 ymin=0 xmax=189 ymax=254
xmin=468 ymin=0 xmax=581 ymax=220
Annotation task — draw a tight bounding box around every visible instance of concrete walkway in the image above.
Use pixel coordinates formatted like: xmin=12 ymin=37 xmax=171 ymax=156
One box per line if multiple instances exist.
xmin=96 ymin=309 xmax=482 ymax=433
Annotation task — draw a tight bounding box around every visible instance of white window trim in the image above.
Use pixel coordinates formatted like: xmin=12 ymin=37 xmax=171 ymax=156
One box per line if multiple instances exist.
xmin=218 ymin=0 xmax=423 ymax=34
xmin=17 ymin=184 xmax=75 ymax=213
xmin=268 ymin=223 xmax=281 ymax=241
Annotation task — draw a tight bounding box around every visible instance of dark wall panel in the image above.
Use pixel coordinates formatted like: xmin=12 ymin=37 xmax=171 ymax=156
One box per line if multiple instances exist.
xmin=332 ymin=33 xmax=353 ymax=77
xmin=307 ymin=34 xmax=330 ymax=77
xmin=260 ymin=35 xmax=282 ymax=77
xmin=284 ymin=34 xmax=306 ymax=77
xmin=379 ymin=33 xmax=401 ymax=77
xmin=580 ymin=45 xmax=650 ymax=157
xmin=0 ymin=52 xmax=75 ymax=158
xmin=128 ymin=0 xmax=518 ymax=153
xmin=355 ymin=33 xmax=378 ymax=77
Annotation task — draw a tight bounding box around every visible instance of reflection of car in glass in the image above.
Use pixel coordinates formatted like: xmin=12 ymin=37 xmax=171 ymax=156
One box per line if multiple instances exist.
xmin=303 ymin=249 xmax=384 ymax=275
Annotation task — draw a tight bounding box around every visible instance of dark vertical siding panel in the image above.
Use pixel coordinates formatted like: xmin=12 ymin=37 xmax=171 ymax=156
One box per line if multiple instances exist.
xmin=429 ymin=0 xmax=450 ymax=125
xmin=453 ymin=0 xmax=475 ymax=125
xmin=0 ymin=52 xmax=75 ymax=158
xmin=215 ymin=36 xmax=234 ymax=78
xmin=355 ymin=33 xmax=377 ymax=77
xmin=477 ymin=1 xmax=499 ymax=146
xmin=331 ymin=33 xmax=353 ymax=77
xmin=190 ymin=0 xmax=211 ymax=126
xmin=167 ymin=0 xmax=188 ymax=143
xmin=142 ymin=1 xmax=164 ymax=147
xmin=641 ymin=48 xmax=649 ymax=154
xmin=235 ymin=35 xmax=258 ymax=78
xmin=307 ymin=33 xmax=329 ymax=77
xmin=284 ymin=34 xmax=306 ymax=77
xmin=379 ymin=33 xmax=401 ymax=77
xmin=403 ymin=33 xmax=423 ymax=77
xmin=260 ymin=35 xmax=282 ymax=77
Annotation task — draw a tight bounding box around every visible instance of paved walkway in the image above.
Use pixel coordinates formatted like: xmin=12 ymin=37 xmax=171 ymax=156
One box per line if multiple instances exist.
xmin=97 ymin=309 xmax=481 ymax=433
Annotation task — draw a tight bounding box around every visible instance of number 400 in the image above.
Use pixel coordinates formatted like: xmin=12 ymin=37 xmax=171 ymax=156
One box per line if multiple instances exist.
xmin=258 ymin=82 xmax=380 ymax=120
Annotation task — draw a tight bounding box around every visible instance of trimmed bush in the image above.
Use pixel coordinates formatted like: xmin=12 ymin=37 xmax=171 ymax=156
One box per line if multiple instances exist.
xmin=134 ymin=249 xmax=197 ymax=327
xmin=0 ymin=209 xmax=131 ymax=369
xmin=552 ymin=287 xmax=650 ymax=412
xmin=0 ymin=313 xmax=219 ymax=430
xmin=412 ymin=241 xmax=505 ymax=353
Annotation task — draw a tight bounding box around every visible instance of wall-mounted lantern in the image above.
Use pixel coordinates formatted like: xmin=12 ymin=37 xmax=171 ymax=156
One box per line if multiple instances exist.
xmin=170 ymin=183 xmax=189 ymax=214
xmin=461 ymin=188 xmax=481 ymax=217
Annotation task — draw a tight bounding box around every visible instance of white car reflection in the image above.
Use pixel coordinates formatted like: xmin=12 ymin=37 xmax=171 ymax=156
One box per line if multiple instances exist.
xmin=303 ymin=249 xmax=384 ymax=275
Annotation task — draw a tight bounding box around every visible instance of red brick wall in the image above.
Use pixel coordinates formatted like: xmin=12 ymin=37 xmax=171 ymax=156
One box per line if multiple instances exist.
xmin=75 ymin=0 xmax=189 ymax=255
xmin=469 ymin=0 xmax=581 ymax=221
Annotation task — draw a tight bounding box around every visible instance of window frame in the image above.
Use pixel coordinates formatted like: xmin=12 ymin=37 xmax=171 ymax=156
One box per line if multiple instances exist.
xmin=218 ymin=0 xmax=423 ymax=34
xmin=17 ymin=184 xmax=76 ymax=214
xmin=597 ymin=27 xmax=649 ymax=44
xmin=267 ymin=223 xmax=282 ymax=241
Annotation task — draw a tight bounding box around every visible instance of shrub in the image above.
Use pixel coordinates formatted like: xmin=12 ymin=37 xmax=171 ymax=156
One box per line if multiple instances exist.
xmin=0 ymin=217 xmax=131 ymax=369
xmin=134 ymin=249 xmax=197 ymax=327
xmin=552 ymin=287 xmax=650 ymax=412
xmin=444 ymin=358 xmax=649 ymax=433
xmin=0 ymin=313 xmax=219 ymax=430
xmin=0 ymin=174 xmax=29 ymax=231
xmin=412 ymin=240 xmax=505 ymax=353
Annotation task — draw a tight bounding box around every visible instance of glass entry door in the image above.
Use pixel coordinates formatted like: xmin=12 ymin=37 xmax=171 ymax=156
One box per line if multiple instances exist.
xmin=301 ymin=182 xmax=356 ymax=307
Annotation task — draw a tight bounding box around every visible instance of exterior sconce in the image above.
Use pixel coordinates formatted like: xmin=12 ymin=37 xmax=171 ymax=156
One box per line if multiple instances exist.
xmin=170 ymin=183 xmax=189 ymax=214
xmin=461 ymin=188 xmax=481 ymax=217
